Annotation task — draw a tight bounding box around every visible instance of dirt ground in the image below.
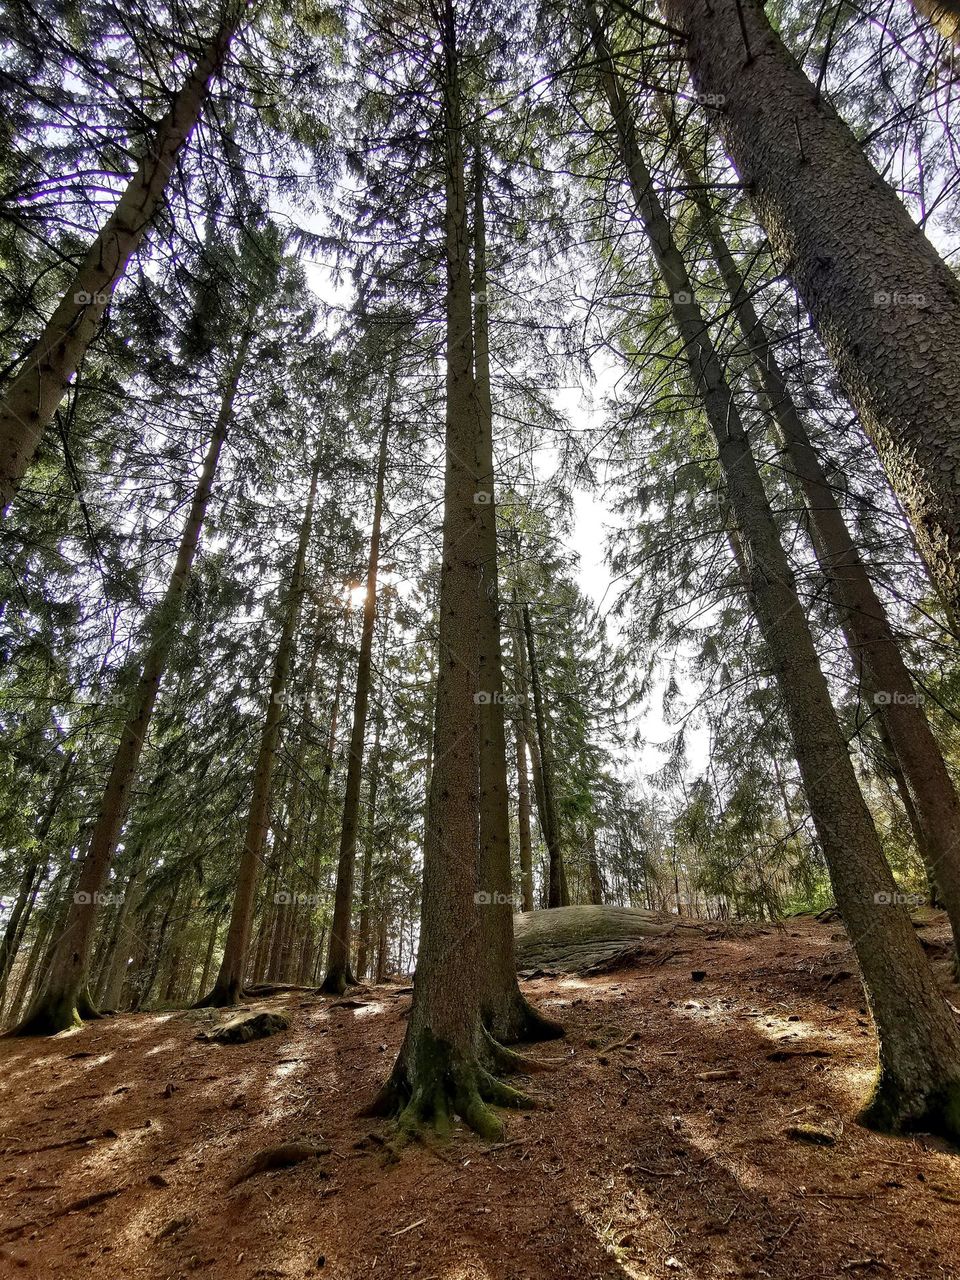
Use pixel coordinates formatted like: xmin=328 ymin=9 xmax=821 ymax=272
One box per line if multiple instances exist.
xmin=2 ymin=916 xmax=960 ymax=1280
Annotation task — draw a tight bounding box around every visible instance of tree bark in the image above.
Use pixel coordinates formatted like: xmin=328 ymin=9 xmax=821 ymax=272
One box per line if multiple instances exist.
xmin=355 ymin=709 xmax=383 ymax=981
xmin=0 ymin=1 xmax=245 ymax=511
xmin=658 ymin=0 xmax=960 ymax=621
xmin=591 ymin=4 xmax=960 ymax=1137
xmin=366 ymin=1 xmax=534 ymax=1139
xmin=321 ymin=400 xmax=391 ymax=994
xmin=198 ymin=449 xmax=321 ymax=1007
xmin=298 ymin=650 xmax=346 ymax=984
xmin=514 ymin=719 xmax=536 ymax=913
xmin=661 ymin=106 xmax=960 ymax=968
xmin=472 ymin=152 xmax=562 ymax=1042
xmin=522 ymin=603 xmax=567 ymax=908
xmin=909 ymin=0 xmax=960 ymax=50
xmin=13 ymin=331 xmax=250 ymax=1034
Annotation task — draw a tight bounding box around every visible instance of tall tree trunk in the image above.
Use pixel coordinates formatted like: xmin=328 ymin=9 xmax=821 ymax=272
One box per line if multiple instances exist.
xmin=0 ymin=2 xmax=244 ymax=511
xmin=472 ymin=152 xmax=562 ymax=1042
xmin=591 ymin=5 xmax=960 ymax=1137
xmin=97 ymin=867 xmax=145 ymax=1011
xmin=366 ymin=1 xmax=535 ymax=1139
xmin=199 ymin=450 xmax=320 ymax=1007
xmin=662 ymin=107 xmax=960 ymax=968
xmin=13 ymin=330 xmax=250 ymax=1035
xmin=355 ymin=710 xmax=383 ymax=982
xmin=657 ymin=0 xmax=960 ymax=620
xmin=522 ymin=603 xmax=567 ymax=907
xmin=195 ymin=906 xmax=224 ymax=1003
xmin=0 ymin=750 xmax=76 ymax=1007
xmin=514 ymin=719 xmax=535 ymax=913
xmin=298 ymin=651 xmax=346 ymax=984
xmin=321 ymin=403 xmax=391 ymax=994
xmin=587 ymin=828 xmax=605 ymax=905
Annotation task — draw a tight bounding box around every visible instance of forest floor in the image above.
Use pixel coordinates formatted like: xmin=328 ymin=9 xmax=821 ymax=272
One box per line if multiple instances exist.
xmin=2 ymin=915 xmax=960 ymax=1280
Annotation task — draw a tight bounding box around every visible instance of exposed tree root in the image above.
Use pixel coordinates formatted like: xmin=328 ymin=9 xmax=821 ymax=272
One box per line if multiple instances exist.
xmin=487 ymin=991 xmax=564 ymax=1046
xmin=362 ymin=1026 xmax=535 ymax=1146
xmin=192 ymin=977 xmax=243 ymax=1009
xmin=319 ymin=964 xmax=359 ymax=996
xmin=8 ymin=989 xmax=83 ymax=1037
xmin=480 ymin=1025 xmax=556 ymax=1074
xmin=77 ymin=986 xmax=104 ymax=1020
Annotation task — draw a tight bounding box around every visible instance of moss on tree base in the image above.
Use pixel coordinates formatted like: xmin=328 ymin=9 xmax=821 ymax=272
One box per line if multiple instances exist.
xmin=319 ymin=965 xmax=359 ymax=996
xmin=9 ymin=990 xmax=83 ymax=1037
xmin=363 ymin=1027 xmax=535 ymax=1144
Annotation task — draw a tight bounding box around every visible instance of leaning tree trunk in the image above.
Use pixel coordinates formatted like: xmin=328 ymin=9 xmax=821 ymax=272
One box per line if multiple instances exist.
xmin=198 ymin=450 xmax=321 ymax=1007
xmin=909 ymin=0 xmax=960 ymax=50
xmin=522 ymin=603 xmax=567 ymax=908
xmin=661 ymin=107 xmax=960 ymax=968
xmin=472 ymin=156 xmax=562 ymax=1042
xmin=320 ymin=403 xmax=391 ymax=994
xmin=0 ymin=1 xmax=244 ymax=512
xmin=656 ymin=0 xmax=960 ymax=622
xmin=591 ymin=4 xmax=960 ymax=1137
xmin=13 ymin=332 xmax=250 ymax=1035
xmin=366 ymin=1 xmax=535 ymax=1140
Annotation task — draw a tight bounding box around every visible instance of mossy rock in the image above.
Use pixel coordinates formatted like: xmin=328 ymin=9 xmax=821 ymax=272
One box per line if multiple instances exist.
xmin=198 ymin=1009 xmax=291 ymax=1044
xmin=513 ymin=905 xmax=703 ymax=974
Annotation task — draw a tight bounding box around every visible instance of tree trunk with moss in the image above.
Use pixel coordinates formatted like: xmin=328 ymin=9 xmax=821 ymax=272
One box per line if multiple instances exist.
xmin=592 ymin=4 xmax=960 ymax=1138
xmin=658 ymin=0 xmax=960 ymax=621
xmin=198 ymin=450 xmax=320 ymax=1007
xmin=366 ymin=3 xmax=536 ymax=1138
xmin=13 ymin=334 xmax=250 ymax=1035
xmin=0 ymin=2 xmax=244 ymax=512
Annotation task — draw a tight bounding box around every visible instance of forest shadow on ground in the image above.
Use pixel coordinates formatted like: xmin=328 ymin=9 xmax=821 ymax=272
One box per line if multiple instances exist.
xmin=1 ymin=917 xmax=959 ymax=1279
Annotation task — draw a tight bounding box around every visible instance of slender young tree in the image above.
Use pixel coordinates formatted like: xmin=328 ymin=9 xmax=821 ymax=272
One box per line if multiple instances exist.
xmin=12 ymin=327 xmax=252 ymax=1034
xmin=654 ymin=0 xmax=960 ymax=621
xmin=198 ymin=450 xmax=321 ymax=1007
xmin=589 ymin=4 xmax=960 ymax=1136
xmin=0 ymin=1 xmax=246 ymax=512
xmin=321 ymin=398 xmax=391 ymax=994
xmin=522 ymin=602 xmax=567 ymax=907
